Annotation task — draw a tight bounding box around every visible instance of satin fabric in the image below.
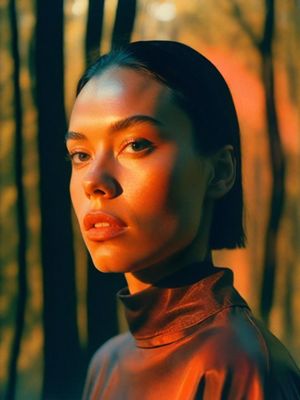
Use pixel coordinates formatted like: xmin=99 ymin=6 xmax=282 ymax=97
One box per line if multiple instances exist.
xmin=83 ymin=263 xmax=300 ymax=399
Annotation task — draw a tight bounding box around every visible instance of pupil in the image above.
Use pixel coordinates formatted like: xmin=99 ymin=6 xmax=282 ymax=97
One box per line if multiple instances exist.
xmin=132 ymin=141 xmax=146 ymax=151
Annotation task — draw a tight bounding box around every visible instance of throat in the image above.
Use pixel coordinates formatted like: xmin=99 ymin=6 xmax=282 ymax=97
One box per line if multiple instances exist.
xmin=124 ymin=250 xmax=213 ymax=294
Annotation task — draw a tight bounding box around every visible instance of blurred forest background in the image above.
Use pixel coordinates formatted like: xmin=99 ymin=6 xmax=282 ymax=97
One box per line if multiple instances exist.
xmin=1 ymin=0 xmax=300 ymax=398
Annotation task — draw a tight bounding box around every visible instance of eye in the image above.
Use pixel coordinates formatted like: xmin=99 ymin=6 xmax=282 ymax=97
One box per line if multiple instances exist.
xmin=68 ymin=151 xmax=91 ymax=165
xmin=121 ymin=138 xmax=154 ymax=154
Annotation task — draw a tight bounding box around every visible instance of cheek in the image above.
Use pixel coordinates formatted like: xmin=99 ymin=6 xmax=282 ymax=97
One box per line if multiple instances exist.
xmin=122 ymin=153 xmax=205 ymax=234
xmin=123 ymin=155 xmax=178 ymax=218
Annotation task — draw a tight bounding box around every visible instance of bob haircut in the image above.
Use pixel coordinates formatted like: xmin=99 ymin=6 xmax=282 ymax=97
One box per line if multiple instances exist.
xmin=76 ymin=40 xmax=246 ymax=250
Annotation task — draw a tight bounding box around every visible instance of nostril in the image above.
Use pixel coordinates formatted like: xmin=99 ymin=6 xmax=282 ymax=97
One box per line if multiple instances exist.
xmin=83 ymin=176 xmax=123 ymax=199
xmin=93 ymin=188 xmax=106 ymax=195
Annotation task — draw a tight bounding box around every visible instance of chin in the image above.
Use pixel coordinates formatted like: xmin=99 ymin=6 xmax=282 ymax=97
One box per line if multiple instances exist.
xmin=91 ymin=257 xmax=121 ymax=273
xmin=89 ymin=248 xmax=166 ymax=275
xmin=90 ymin=252 xmax=136 ymax=274
xmin=85 ymin=239 xmax=149 ymax=274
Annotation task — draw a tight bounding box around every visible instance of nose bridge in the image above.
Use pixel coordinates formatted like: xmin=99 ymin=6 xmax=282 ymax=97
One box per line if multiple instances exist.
xmin=83 ymin=150 xmax=119 ymax=199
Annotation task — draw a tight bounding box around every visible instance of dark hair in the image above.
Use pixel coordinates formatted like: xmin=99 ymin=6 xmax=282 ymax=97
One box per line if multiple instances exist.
xmin=76 ymin=40 xmax=246 ymax=250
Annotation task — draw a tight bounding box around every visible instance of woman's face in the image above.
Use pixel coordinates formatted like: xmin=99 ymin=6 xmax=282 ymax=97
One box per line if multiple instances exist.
xmin=67 ymin=67 xmax=212 ymax=274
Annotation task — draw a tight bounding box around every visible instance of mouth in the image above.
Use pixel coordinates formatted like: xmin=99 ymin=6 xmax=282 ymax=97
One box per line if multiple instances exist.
xmin=83 ymin=211 xmax=127 ymax=241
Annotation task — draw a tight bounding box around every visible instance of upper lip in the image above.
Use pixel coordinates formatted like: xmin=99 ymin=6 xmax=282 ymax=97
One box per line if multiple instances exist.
xmin=83 ymin=211 xmax=127 ymax=231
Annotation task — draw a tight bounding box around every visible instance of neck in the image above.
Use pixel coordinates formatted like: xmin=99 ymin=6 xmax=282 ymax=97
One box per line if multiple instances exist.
xmin=125 ymin=243 xmax=212 ymax=294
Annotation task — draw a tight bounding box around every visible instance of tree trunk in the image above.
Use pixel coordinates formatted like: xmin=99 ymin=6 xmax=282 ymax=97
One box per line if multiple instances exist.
xmin=35 ymin=0 xmax=82 ymax=398
xmin=87 ymin=257 xmax=126 ymax=360
xmin=112 ymin=0 xmax=137 ymax=48
xmin=259 ymin=0 xmax=286 ymax=324
xmin=6 ymin=1 xmax=27 ymax=398
xmin=85 ymin=0 xmax=105 ymax=66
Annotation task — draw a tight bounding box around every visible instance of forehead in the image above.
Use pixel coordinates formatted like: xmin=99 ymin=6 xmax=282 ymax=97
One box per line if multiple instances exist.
xmin=69 ymin=68 xmax=194 ymax=145
xmin=70 ymin=67 xmax=192 ymax=134
xmin=88 ymin=66 xmax=166 ymax=91
xmin=75 ymin=67 xmax=172 ymax=111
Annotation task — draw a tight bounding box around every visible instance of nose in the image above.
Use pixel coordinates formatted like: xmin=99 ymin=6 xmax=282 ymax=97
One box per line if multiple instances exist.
xmin=83 ymin=163 xmax=121 ymax=200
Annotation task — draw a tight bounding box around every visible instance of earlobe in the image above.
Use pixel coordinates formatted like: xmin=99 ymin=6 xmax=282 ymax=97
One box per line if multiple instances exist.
xmin=206 ymin=145 xmax=236 ymax=199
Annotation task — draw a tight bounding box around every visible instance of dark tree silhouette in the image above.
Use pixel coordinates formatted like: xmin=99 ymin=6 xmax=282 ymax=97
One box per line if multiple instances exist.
xmin=112 ymin=0 xmax=137 ymax=48
xmin=259 ymin=0 xmax=286 ymax=324
xmin=35 ymin=0 xmax=82 ymax=398
xmin=232 ymin=0 xmax=286 ymax=324
xmin=85 ymin=0 xmax=105 ymax=65
xmin=6 ymin=0 xmax=28 ymax=399
xmin=86 ymin=257 xmax=125 ymax=361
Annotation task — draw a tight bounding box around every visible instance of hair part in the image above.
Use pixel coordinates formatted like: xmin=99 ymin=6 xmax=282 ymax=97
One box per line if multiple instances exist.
xmin=76 ymin=41 xmax=246 ymax=250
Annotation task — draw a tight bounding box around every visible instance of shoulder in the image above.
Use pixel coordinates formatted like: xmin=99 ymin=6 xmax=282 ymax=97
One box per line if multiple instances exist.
xmin=194 ymin=305 xmax=300 ymax=398
xmin=250 ymin=315 xmax=300 ymax=396
xmin=202 ymin=305 xmax=298 ymax=371
xmin=196 ymin=306 xmax=269 ymax=372
xmin=88 ymin=331 xmax=133 ymax=375
xmin=82 ymin=332 xmax=133 ymax=399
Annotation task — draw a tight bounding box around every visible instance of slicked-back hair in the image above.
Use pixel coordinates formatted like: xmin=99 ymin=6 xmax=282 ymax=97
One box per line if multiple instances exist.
xmin=76 ymin=40 xmax=246 ymax=250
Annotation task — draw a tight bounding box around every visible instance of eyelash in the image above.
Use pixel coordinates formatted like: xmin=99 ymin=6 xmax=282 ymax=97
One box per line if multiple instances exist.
xmin=120 ymin=138 xmax=154 ymax=154
xmin=66 ymin=152 xmax=90 ymax=164
xmin=67 ymin=138 xmax=155 ymax=166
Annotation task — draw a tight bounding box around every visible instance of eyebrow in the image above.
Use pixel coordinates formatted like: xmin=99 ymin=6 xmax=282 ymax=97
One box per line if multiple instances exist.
xmin=65 ymin=115 xmax=164 ymax=142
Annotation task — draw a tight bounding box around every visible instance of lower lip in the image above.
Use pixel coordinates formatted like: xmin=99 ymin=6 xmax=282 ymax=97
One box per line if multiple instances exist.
xmin=85 ymin=226 xmax=127 ymax=241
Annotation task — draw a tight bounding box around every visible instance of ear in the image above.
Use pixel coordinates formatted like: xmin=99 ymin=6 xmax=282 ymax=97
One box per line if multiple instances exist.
xmin=206 ymin=145 xmax=236 ymax=199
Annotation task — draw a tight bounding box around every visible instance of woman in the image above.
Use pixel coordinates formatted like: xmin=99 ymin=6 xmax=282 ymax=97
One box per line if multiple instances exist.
xmin=66 ymin=41 xmax=300 ymax=399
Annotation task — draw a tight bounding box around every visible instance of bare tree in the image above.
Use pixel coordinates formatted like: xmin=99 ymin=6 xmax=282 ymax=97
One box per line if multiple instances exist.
xmin=6 ymin=0 xmax=28 ymax=398
xmin=85 ymin=0 xmax=105 ymax=65
xmin=36 ymin=0 xmax=82 ymax=398
xmin=231 ymin=0 xmax=286 ymax=324
xmin=112 ymin=0 xmax=137 ymax=48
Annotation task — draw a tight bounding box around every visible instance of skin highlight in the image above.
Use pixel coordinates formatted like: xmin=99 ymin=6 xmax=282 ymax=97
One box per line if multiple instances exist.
xmin=67 ymin=67 xmax=235 ymax=294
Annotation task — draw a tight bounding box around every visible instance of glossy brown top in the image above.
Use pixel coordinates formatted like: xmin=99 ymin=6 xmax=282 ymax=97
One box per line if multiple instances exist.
xmin=83 ymin=265 xmax=300 ymax=399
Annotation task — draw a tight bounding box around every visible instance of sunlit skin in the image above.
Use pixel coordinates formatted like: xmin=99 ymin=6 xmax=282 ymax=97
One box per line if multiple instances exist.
xmin=67 ymin=67 xmax=235 ymax=294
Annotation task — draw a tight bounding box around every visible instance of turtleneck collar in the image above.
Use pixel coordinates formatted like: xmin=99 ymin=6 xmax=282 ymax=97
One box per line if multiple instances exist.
xmin=117 ymin=261 xmax=248 ymax=348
